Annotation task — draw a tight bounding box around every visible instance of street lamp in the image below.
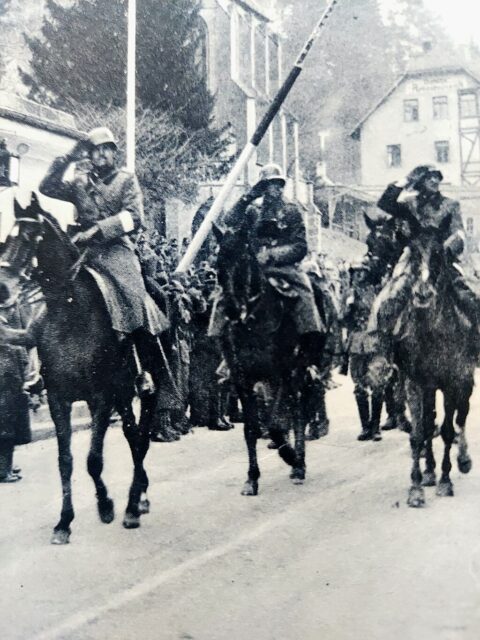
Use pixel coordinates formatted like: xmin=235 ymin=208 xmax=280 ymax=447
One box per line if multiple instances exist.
xmin=0 ymin=139 xmax=20 ymax=187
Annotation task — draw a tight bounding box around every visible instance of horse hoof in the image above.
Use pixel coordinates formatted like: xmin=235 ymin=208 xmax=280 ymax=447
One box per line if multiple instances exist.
xmin=98 ymin=498 xmax=115 ymax=524
xmin=51 ymin=529 xmax=70 ymax=545
xmin=422 ymin=472 xmax=437 ymax=487
xmin=123 ymin=513 xmax=141 ymax=529
xmin=241 ymin=481 xmax=258 ymax=496
xmin=139 ymin=496 xmax=150 ymax=515
xmin=407 ymin=488 xmax=425 ymax=508
xmin=458 ymin=456 xmax=472 ymax=474
xmin=436 ymin=482 xmax=454 ymax=497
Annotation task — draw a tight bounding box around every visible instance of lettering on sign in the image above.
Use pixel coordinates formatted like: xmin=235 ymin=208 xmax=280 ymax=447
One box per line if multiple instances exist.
xmin=408 ymin=77 xmax=468 ymax=93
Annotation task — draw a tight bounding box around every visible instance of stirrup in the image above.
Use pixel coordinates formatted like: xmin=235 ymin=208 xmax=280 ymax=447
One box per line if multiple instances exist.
xmin=135 ymin=371 xmax=156 ymax=397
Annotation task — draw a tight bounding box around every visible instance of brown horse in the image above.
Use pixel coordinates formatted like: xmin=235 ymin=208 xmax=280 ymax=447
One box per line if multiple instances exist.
xmin=0 ymin=195 xmax=158 ymax=543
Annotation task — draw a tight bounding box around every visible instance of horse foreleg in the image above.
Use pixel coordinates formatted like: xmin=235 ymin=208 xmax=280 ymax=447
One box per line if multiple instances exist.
xmin=120 ymin=401 xmax=150 ymax=513
xmin=87 ymin=396 xmax=114 ymax=524
xmin=239 ymin=390 xmax=260 ymax=496
xmin=456 ymin=383 xmax=473 ymax=475
xmin=437 ymin=392 xmax=456 ymax=497
xmin=49 ymin=396 xmax=74 ymax=544
xmin=123 ymin=395 xmax=154 ymax=528
xmin=406 ymin=380 xmax=425 ymax=508
xmin=422 ymin=388 xmax=437 ymax=487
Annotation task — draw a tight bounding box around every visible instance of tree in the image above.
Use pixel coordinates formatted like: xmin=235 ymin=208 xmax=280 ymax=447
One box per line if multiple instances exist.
xmin=274 ymin=0 xmax=397 ymax=180
xmin=22 ymin=0 xmax=214 ymax=131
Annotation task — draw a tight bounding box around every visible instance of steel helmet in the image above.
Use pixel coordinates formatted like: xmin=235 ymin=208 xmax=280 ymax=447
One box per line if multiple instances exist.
xmin=259 ymin=163 xmax=286 ymax=186
xmin=86 ymin=126 xmax=117 ymax=150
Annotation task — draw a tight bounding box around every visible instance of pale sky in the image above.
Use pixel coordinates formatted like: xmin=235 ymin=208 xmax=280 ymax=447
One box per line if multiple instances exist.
xmin=382 ymin=0 xmax=480 ymax=43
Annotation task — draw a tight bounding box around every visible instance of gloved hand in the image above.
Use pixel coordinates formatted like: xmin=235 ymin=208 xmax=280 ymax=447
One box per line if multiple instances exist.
xmin=246 ymin=180 xmax=267 ymax=202
xmin=67 ymin=139 xmax=88 ymax=162
xmin=71 ymin=224 xmax=100 ymax=245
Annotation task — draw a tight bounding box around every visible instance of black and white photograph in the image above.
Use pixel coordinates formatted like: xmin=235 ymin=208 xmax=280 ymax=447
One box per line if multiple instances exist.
xmin=1 ymin=0 xmax=480 ymax=638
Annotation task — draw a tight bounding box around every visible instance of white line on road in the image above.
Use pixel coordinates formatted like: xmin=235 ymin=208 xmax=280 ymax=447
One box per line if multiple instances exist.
xmin=32 ymin=483 xmax=333 ymax=640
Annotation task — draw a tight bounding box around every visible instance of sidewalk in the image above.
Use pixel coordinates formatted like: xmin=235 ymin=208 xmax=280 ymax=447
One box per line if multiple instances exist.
xmin=30 ymin=401 xmax=93 ymax=443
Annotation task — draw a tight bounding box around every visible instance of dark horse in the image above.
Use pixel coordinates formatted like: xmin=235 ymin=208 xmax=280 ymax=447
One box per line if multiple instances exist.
xmin=384 ymin=223 xmax=476 ymax=507
xmin=215 ymin=222 xmax=325 ymax=496
xmin=0 ymin=195 xmax=156 ymax=543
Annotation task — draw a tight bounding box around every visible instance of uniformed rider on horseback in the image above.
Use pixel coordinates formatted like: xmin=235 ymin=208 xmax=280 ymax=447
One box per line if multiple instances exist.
xmin=39 ymin=126 xmax=169 ymax=393
xmin=210 ymin=163 xmax=324 ymax=367
xmin=369 ymin=164 xmax=480 ymax=340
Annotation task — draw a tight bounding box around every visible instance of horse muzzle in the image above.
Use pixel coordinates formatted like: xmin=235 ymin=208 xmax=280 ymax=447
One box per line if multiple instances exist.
xmin=412 ymin=282 xmax=436 ymax=309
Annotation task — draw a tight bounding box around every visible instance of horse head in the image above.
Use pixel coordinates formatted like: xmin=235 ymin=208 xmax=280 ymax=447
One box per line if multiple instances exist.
xmin=409 ymin=229 xmax=448 ymax=310
xmin=0 ymin=193 xmax=80 ymax=304
xmin=0 ymin=194 xmax=45 ymax=307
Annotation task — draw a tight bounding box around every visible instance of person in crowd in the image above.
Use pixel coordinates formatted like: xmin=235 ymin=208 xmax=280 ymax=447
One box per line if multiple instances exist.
xmin=0 ymin=297 xmax=31 ymax=483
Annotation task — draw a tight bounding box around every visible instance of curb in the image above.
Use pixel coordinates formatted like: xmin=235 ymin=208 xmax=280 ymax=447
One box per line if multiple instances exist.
xmin=31 ymin=417 xmax=93 ymax=443
xmin=30 ymin=402 xmax=92 ymax=443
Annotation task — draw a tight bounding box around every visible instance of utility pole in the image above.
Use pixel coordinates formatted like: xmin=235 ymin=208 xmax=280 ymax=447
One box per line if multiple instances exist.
xmin=126 ymin=0 xmax=136 ymax=172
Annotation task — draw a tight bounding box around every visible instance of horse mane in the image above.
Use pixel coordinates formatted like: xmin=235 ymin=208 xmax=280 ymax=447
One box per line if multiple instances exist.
xmin=23 ymin=196 xmax=81 ymax=291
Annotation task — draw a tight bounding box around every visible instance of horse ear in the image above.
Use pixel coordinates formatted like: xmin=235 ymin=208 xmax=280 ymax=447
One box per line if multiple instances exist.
xmin=211 ymin=221 xmax=224 ymax=242
xmin=13 ymin=199 xmax=26 ymax=219
xmin=29 ymin=192 xmax=42 ymax=219
xmin=363 ymin=212 xmax=376 ymax=231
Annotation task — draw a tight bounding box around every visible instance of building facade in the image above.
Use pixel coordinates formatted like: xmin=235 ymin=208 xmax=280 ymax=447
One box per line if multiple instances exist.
xmin=167 ymin=0 xmax=318 ymax=246
xmin=0 ymin=92 xmax=82 ymax=240
xmin=351 ymin=52 xmax=480 ymax=256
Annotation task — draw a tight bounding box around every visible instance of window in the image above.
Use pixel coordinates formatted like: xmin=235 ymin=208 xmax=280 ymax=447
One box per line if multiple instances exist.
xmin=466 ymin=217 xmax=474 ymax=236
xmin=459 ymin=92 xmax=478 ymax=118
xmin=433 ymin=96 xmax=448 ymax=119
xmin=404 ymin=99 xmax=419 ymax=122
xmin=387 ymin=145 xmax=401 ymax=167
xmin=435 ymin=140 xmax=450 ymax=163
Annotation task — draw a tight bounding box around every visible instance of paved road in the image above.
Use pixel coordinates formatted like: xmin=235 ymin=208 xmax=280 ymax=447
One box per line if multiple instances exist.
xmin=2 ymin=376 xmax=480 ymax=640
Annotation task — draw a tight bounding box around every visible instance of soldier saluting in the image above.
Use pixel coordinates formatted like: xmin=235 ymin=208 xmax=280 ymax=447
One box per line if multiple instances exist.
xmin=369 ymin=165 xmax=480 ymax=337
xmin=210 ymin=163 xmax=324 ymax=362
xmin=39 ymin=126 xmax=168 ymax=392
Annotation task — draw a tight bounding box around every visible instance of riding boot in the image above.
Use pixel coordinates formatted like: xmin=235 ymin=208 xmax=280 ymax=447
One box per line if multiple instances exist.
xmin=150 ymin=410 xmax=179 ymax=443
xmin=306 ymin=387 xmax=329 ymax=440
xmin=382 ymin=383 xmax=397 ymax=430
xmin=355 ymin=387 xmax=371 ymax=441
xmin=370 ymin=390 xmax=383 ymax=441
xmin=226 ymin=389 xmax=243 ymax=422
xmin=208 ymin=387 xmax=234 ymax=431
xmin=0 ymin=440 xmax=19 ymax=483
